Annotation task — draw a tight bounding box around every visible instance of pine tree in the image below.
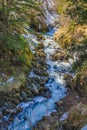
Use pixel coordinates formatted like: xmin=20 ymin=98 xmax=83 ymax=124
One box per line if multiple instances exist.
xmin=0 ymin=0 xmax=40 ymax=32
xmin=0 ymin=0 xmax=41 ymax=66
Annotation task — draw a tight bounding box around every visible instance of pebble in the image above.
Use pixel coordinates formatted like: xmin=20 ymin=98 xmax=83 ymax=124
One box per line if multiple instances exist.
xmin=7 ymin=77 xmax=14 ymax=83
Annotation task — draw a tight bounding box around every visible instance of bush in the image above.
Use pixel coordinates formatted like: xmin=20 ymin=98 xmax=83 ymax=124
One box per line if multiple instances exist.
xmin=0 ymin=32 xmax=33 ymax=67
xmin=72 ymin=60 xmax=87 ymax=97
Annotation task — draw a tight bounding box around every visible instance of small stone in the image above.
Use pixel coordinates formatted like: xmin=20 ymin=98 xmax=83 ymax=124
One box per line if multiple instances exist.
xmin=76 ymin=95 xmax=79 ymax=99
xmin=51 ymin=112 xmax=57 ymax=116
xmin=9 ymin=109 xmax=16 ymax=114
xmin=7 ymin=77 xmax=14 ymax=83
xmin=32 ymin=84 xmax=39 ymax=94
xmin=22 ymin=91 xmax=27 ymax=99
xmin=16 ymin=106 xmax=22 ymax=113
xmin=14 ymin=99 xmax=20 ymax=104
xmin=0 ymin=111 xmax=3 ymax=119
xmin=59 ymin=112 xmax=69 ymax=121
xmin=1 ymin=73 xmax=5 ymax=78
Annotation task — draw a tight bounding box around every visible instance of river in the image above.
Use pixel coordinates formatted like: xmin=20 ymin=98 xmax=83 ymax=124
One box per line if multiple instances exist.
xmin=8 ymin=0 xmax=74 ymax=129
xmin=8 ymin=26 xmax=74 ymax=130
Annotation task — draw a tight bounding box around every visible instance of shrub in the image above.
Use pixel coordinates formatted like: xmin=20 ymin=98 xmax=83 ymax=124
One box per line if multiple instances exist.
xmin=0 ymin=32 xmax=33 ymax=67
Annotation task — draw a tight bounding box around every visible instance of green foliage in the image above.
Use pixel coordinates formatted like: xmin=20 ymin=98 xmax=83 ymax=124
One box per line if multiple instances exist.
xmin=68 ymin=20 xmax=76 ymax=31
xmin=0 ymin=32 xmax=33 ymax=67
xmin=0 ymin=0 xmax=41 ymax=70
xmin=73 ymin=61 xmax=87 ymax=97
xmin=71 ymin=41 xmax=87 ymax=97
xmin=0 ymin=0 xmax=41 ymax=31
xmin=56 ymin=0 xmax=87 ymax=98
xmin=67 ymin=0 xmax=87 ymax=24
xmin=57 ymin=0 xmax=70 ymax=14
xmin=72 ymin=52 xmax=87 ymax=71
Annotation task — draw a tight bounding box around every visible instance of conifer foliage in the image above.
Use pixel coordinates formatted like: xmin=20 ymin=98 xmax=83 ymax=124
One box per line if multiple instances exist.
xmin=0 ymin=0 xmax=40 ymax=67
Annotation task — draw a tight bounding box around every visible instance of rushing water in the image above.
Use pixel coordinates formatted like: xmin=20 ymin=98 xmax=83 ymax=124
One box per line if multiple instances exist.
xmin=7 ymin=1 xmax=73 ymax=128
xmin=8 ymin=28 xmax=73 ymax=130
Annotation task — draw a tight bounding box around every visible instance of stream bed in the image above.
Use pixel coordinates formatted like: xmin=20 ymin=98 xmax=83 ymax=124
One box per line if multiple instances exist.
xmin=8 ymin=30 xmax=73 ymax=130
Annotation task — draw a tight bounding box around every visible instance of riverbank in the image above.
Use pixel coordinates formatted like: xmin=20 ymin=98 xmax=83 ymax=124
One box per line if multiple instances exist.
xmin=33 ymin=90 xmax=87 ymax=130
xmin=0 ymin=34 xmax=50 ymax=129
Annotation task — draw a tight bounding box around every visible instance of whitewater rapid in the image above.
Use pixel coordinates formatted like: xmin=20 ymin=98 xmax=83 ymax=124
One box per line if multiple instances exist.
xmin=8 ymin=30 xmax=73 ymax=130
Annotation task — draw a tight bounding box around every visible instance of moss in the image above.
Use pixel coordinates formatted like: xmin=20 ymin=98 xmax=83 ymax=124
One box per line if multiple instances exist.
xmin=56 ymin=0 xmax=70 ymax=15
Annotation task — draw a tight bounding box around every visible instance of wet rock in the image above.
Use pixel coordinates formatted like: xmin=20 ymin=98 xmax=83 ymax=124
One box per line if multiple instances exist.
xmin=0 ymin=111 xmax=3 ymax=119
xmin=40 ymin=72 xmax=48 ymax=77
xmin=7 ymin=77 xmax=14 ymax=83
xmin=32 ymin=83 xmax=39 ymax=94
xmin=40 ymin=87 xmax=48 ymax=93
xmin=51 ymin=112 xmax=57 ymax=116
xmin=8 ymin=109 xmax=16 ymax=115
xmin=50 ymin=51 xmax=70 ymax=61
xmin=43 ymin=91 xmax=51 ymax=98
xmin=33 ymin=70 xmax=41 ymax=76
xmin=16 ymin=106 xmax=23 ymax=113
xmin=21 ymin=91 xmax=27 ymax=100
xmin=33 ymin=69 xmax=48 ymax=77
xmin=40 ymin=76 xmax=48 ymax=84
xmin=13 ymin=99 xmax=20 ymax=105
xmin=37 ymin=42 xmax=44 ymax=49
xmin=54 ymin=64 xmax=71 ymax=73
xmin=59 ymin=112 xmax=69 ymax=121
xmin=30 ymin=0 xmax=58 ymax=31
